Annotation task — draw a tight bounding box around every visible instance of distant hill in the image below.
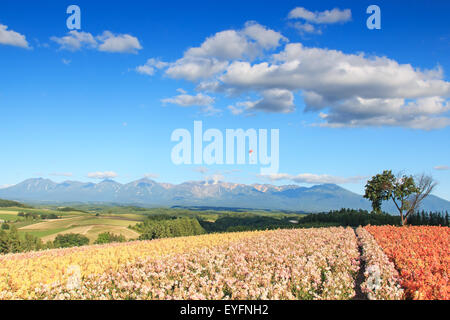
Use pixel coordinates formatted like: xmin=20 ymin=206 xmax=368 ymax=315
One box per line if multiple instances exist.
xmin=0 ymin=178 xmax=449 ymax=213
xmin=0 ymin=198 xmax=28 ymax=208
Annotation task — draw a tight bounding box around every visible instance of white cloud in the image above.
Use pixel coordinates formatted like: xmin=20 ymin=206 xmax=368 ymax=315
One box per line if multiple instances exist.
xmin=87 ymin=171 xmax=118 ymax=179
xmin=161 ymin=91 xmax=221 ymax=115
xmin=186 ymin=30 xmax=252 ymax=60
xmin=97 ymin=31 xmax=142 ymax=53
xmin=287 ymin=7 xmax=351 ymax=35
xmin=218 ymin=43 xmax=450 ymax=128
xmin=0 ymin=184 xmax=13 ymax=189
xmin=51 ymin=31 xmax=97 ymax=51
xmin=136 ymin=58 xmax=168 ymax=75
xmin=260 ymin=173 xmax=366 ymax=184
xmin=291 ymin=22 xmax=322 ymax=35
xmin=161 ymin=92 xmax=214 ymax=107
xmin=185 ymin=22 xmax=286 ymax=61
xmin=146 ymin=21 xmax=286 ymax=82
xmin=165 ymin=57 xmax=229 ymax=81
xmin=315 ymin=96 xmax=450 ymax=129
xmin=51 ymin=30 xmax=142 ymax=53
xmin=228 ymin=103 xmax=246 ymax=115
xmin=0 ymin=24 xmax=30 ymax=48
xmin=136 ymin=21 xmax=450 ymax=129
xmin=241 ymin=21 xmax=288 ymax=50
xmin=434 ymin=165 xmax=450 ymax=171
xmin=49 ymin=172 xmax=73 ymax=177
xmin=288 ymin=7 xmax=352 ymax=24
xmin=229 ymin=89 xmax=295 ymax=115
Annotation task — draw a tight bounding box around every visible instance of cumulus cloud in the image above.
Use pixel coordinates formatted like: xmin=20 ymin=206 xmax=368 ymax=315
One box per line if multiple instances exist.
xmin=434 ymin=165 xmax=450 ymax=171
xmin=185 ymin=22 xmax=286 ymax=60
xmin=260 ymin=173 xmax=366 ymax=184
xmin=161 ymin=92 xmax=214 ymax=107
xmin=227 ymin=103 xmax=247 ymax=115
xmin=186 ymin=30 xmax=252 ymax=60
xmin=140 ymin=21 xmax=286 ymax=82
xmin=291 ymin=22 xmax=322 ymax=35
xmin=218 ymin=43 xmax=450 ymax=128
xmin=51 ymin=31 xmax=97 ymax=51
xmin=134 ymin=21 xmax=450 ymax=129
xmin=87 ymin=171 xmax=118 ymax=179
xmin=228 ymin=89 xmax=295 ymax=114
xmin=165 ymin=57 xmax=229 ymax=81
xmin=161 ymin=91 xmax=220 ymax=115
xmin=288 ymin=7 xmax=352 ymax=24
xmin=0 ymin=24 xmax=30 ymax=48
xmin=51 ymin=30 xmax=142 ymax=53
xmin=287 ymin=7 xmax=351 ymax=35
xmin=97 ymin=31 xmax=142 ymax=53
xmin=136 ymin=58 xmax=168 ymax=75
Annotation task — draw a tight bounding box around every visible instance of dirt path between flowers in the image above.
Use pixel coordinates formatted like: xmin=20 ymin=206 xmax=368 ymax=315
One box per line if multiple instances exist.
xmin=352 ymin=228 xmax=368 ymax=300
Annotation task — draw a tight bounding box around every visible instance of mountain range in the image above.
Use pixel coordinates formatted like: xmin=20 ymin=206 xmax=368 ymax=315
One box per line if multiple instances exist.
xmin=0 ymin=178 xmax=449 ymax=213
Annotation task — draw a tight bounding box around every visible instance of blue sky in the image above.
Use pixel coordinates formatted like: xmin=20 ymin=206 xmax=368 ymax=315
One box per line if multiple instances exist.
xmin=0 ymin=0 xmax=449 ymax=200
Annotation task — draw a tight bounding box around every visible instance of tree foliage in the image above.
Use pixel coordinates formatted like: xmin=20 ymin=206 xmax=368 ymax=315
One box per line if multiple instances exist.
xmin=0 ymin=226 xmax=45 ymax=254
xmin=94 ymin=232 xmax=126 ymax=244
xmin=53 ymin=233 xmax=89 ymax=248
xmin=133 ymin=217 xmax=206 ymax=240
xmin=364 ymin=170 xmax=435 ymax=225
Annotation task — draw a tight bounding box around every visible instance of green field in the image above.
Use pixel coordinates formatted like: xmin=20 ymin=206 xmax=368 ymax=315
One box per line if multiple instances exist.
xmin=1 ymin=203 xmax=308 ymax=245
xmin=17 ymin=215 xmax=141 ymax=242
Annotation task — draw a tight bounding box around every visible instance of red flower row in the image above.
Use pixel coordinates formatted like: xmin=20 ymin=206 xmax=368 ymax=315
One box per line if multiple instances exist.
xmin=365 ymin=225 xmax=449 ymax=300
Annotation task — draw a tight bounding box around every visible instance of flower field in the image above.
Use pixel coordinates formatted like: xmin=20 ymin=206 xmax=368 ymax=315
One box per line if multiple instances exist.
xmin=36 ymin=227 xmax=360 ymax=300
xmin=1 ymin=227 xmax=361 ymax=300
xmin=356 ymin=227 xmax=404 ymax=300
xmin=365 ymin=225 xmax=449 ymax=300
xmin=1 ymin=225 xmax=448 ymax=300
xmin=0 ymin=231 xmax=260 ymax=299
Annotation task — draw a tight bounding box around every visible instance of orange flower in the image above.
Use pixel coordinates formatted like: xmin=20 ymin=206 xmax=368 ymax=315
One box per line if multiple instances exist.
xmin=365 ymin=225 xmax=449 ymax=300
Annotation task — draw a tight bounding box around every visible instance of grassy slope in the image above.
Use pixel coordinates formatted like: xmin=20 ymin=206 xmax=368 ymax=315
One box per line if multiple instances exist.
xmin=17 ymin=214 xmax=141 ymax=243
xmin=2 ymin=203 xmax=306 ymax=244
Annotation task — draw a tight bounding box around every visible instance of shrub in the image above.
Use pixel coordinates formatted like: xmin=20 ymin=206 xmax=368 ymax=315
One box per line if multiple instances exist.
xmin=53 ymin=234 xmax=90 ymax=248
xmin=135 ymin=217 xmax=206 ymax=240
xmin=94 ymin=232 xmax=126 ymax=244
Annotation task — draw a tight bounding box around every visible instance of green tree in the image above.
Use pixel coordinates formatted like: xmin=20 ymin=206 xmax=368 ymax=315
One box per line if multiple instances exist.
xmin=94 ymin=232 xmax=126 ymax=244
xmin=364 ymin=170 xmax=396 ymax=214
xmin=364 ymin=170 xmax=429 ymax=225
xmin=53 ymin=233 xmax=89 ymax=248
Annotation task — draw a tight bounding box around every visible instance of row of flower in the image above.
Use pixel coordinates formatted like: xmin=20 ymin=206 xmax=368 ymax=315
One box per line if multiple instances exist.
xmin=2 ymin=225 xmax=447 ymax=300
xmin=0 ymin=231 xmax=261 ymax=299
xmin=365 ymin=225 xmax=449 ymax=300
xmin=34 ymin=227 xmax=361 ymax=300
xmin=356 ymin=227 xmax=404 ymax=299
